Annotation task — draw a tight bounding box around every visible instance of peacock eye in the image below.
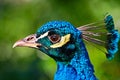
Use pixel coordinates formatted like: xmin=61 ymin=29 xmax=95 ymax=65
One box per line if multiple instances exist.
xmin=48 ymin=34 xmax=61 ymax=43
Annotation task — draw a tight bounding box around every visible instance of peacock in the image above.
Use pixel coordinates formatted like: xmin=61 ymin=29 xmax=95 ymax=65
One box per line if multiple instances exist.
xmin=13 ymin=15 xmax=120 ymax=80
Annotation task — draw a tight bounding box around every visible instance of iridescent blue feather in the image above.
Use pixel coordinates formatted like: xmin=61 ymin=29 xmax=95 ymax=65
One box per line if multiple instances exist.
xmin=105 ymin=15 xmax=120 ymax=59
xmin=36 ymin=21 xmax=97 ymax=80
xmin=36 ymin=15 xmax=119 ymax=80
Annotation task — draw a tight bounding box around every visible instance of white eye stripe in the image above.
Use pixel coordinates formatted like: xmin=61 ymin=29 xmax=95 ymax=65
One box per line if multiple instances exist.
xmin=36 ymin=31 xmax=49 ymax=41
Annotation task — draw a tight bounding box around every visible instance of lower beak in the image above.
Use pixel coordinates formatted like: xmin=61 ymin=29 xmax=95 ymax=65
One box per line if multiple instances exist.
xmin=13 ymin=34 xmax=41 ymax=49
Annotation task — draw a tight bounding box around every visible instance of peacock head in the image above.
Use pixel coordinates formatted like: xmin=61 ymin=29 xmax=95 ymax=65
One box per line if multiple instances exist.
xmin=13 ymin=21 xmax=82 ymax=62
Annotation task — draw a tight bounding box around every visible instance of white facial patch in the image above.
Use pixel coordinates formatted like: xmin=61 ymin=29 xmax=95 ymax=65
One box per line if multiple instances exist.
xmin=36 ymin=31 xmax=49 ymax=41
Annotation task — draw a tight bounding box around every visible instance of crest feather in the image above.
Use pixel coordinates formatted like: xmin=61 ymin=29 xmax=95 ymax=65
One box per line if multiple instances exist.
xmin=77 ymin=15 xmax=120 ymax=60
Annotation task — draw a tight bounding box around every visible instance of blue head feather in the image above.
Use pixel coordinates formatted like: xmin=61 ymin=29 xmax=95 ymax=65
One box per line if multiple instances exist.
xmin=36 ymin=21 xmax=81 ymax=61
xmin=36 ymin=21 xmax=97 ymax=80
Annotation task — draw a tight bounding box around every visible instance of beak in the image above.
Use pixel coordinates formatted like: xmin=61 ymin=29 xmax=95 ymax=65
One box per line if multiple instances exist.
xmin=13 ymin=34 xmax=41 ymax=49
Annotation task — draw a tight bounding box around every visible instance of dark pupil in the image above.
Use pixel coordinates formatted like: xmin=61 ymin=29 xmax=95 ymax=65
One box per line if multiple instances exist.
xmin=51 ymin=35 xmax=59 ymax=41
xmin=49 ymin=34 xmax=60 ymax=43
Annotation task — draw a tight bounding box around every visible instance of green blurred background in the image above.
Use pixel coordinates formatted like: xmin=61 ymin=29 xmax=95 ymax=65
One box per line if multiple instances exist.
xmin=0 ymin=0 xmax=120 ymax=80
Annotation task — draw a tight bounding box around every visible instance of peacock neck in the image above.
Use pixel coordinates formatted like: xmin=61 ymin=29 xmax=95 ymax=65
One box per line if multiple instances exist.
xmin=54 ymin=41 xmax=97 ymax=80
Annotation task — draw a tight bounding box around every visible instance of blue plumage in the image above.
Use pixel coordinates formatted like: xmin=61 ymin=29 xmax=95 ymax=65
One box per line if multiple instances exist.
xmin=105 ymin=15 xmax=115 ymax=32
xmin=105 ymin=15 xmax=119 ymax=59
xmin=13 ymin=15 xmax=119 ymax=80
xmin=36 ymin=21 xmax=97 ymax=80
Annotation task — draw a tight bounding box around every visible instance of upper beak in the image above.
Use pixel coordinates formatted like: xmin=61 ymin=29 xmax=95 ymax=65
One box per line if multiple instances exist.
xmin=13 ymin=34 xmax=41 ymax=49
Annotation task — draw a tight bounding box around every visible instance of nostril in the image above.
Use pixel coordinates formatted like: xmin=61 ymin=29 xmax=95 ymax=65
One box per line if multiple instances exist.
xmin=26 ymin=37 xmax=34 ymax=41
